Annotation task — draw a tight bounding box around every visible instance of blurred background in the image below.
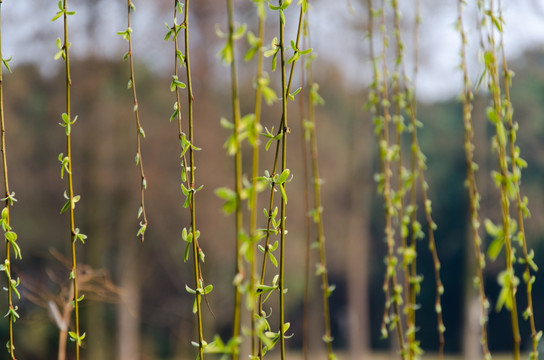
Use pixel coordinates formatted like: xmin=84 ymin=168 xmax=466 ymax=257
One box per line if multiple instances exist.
xmin=1 ymin=0 xmax=544 ymax=359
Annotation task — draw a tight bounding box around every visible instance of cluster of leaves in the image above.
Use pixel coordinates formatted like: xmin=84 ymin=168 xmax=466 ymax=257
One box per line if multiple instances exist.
xmin=1 ymin=197 xmax=19 ymax=261
xmin=260 ymin=169 xmax=292 ymax=205
xmin=185 ymin=280 xmax=212 ymax=314
xmin=221 ymin=114 xmax=261 ymax=156
xmin=0 ymin=201 xmax=22 ymax=329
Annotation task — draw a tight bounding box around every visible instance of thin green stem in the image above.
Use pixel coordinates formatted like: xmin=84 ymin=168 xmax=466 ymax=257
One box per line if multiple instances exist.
xmin=226 ymin=1 xmax=243 ymax=358
xmin=277 ymin=2 xmax=308 ymax=358
xmin=302 ymin=9 xmax=334 ymax=358
xmin=256 ymin=3 xmax=305 ymax=358
xmin=480 ymin=1 xmax=520 ymax=358
xmin=172 ymin=6 xmax=186 ymax=151
xmin=278 ymin=2 xmax=287 ymax=358
xmin=0 ymin=3 xmax=17 ymax=358
xmin=249 ymin=5 xmax=265 ymax=358
xmin=62 ymin=0 xmax=81 ymax=358
xmin=168 ymin=1 xmax=205 ymax=357
xmin=497 ymin=1 xmax=539 ymax=357
xmin=374 ymin=0 xmax=406 ymax=355
xmin=404 ymin=0 xmax=445 ymax=357
xmin=407 ymin=4 xmax=419 ymax=359
xmin=457 ymin=1 xmax=491 ymax=357
xmin=390 ymin=1 xmax=414 ymax=357
xmin=125 ymin=0 xmax=148 ymax=242
xmin=298 ymin=25 xmax=311 ymax=360
xmin=416 ymin=152 xmax=445 ymax=359
xmin=257 ymin=147 xmax=280 ymax=359
xmin=170 ymin=2 xmax=190 ymax=188
xmin=285 ymin=7 xmax=304 ymax=99
xmin=366 ymin=1 xmax=390 ymax=341
xmin=182 ymin=1 xmax=205 ymax=358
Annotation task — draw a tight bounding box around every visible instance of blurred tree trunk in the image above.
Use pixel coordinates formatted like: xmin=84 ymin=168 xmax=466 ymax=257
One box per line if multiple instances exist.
xmin=345 ymin=113 xmax=372 ymax=359
xmin=79 ymin=60 xmax=116 ymax=360
xmin=85 ymin=194 xmax=111 ymax=360
xmin=117 ymin=207 xmax=142 ymax=360
xmin=462 ymin=95 xmax=489 ymax=358
xmin=111 ymin=75 xmax=143 ymax=359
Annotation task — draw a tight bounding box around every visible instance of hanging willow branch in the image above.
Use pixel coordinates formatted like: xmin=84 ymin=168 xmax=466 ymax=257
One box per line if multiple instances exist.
xmin=166 ymin=1 xmax=208 ymax=358
xmin=476 ymin=0 xmax=541 ymax=358
xmin=457 ymin=1 xmax=491 ymax=358
xmin=0 ymin=2 xmax=21 ymax=359
xmin=52 ymin=0 xmax=86 ymax=357
xmin=366 ymin=0 xmax=406 ymax=354
xmin=118 ymin=0 xmax=148 ymax=242
xmin=496 ymin=2 xmax=541 ymax=358
xmin=404 ymin=1 xmax=445 ymax=357
xmin=300 ymin=5 xmax=335 ymax=359
xmin=246 ymin=1 xmax=266 ymax=357
xmin=368 ymin=1 xmax=445 ymax=358
xmin=223 ymin=1 xmax=245 ymax=357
